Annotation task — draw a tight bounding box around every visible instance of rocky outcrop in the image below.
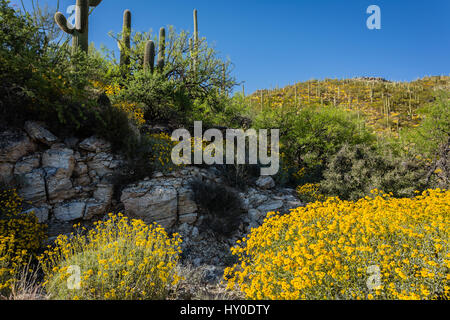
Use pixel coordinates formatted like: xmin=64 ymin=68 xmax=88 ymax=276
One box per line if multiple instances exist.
xmin=255 ymin=176 xmax=275 ymax=189
xmin=0 ymin=126 xmax=120 ymax=237
xmin=121 ymin=184 xmax=178 ymax=228
xmin=0 ymin=129 xmax=36 ymax=163
xmin=24 ymin=121 xmax=58 ymax=146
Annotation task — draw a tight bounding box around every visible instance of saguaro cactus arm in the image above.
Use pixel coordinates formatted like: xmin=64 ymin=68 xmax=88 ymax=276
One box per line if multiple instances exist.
xmin=120 ymin=9 xmax=132 ymax=68
xmin=54 ymin=0 xmax=102 ymax=53
xmin=89 ymin=0 xmax=103 ymax=6
xmin=157 ymin=27 xmax=166 ymax=70
xmin=192 ymin=9 xmax=199 ymax=73
xmin=54 ymin=12 xmax=74 ymax=34
xmin=144 ymin=40 xmax=155 ymax=73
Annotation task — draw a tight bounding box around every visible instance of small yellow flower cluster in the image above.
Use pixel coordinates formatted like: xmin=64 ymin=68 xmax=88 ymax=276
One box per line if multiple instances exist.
xmin=296 ymin=183 xmax=326 ymax=203
xmin=39 ymin=213 xmax=182 ymax=300
xmin=224 ymin=189 xmax=449 ymax=300
xmin=292 ymin=168 xmax=306 ymax=180
xmin=0 ymin=235 xmax=26 ymax=295
xmin=148 ymin=133 xmax=181 ymax=173
xmin=91 ymin=81 xmax=145 ymax=125
xmin=114 ymin=101 xmax=146 ymax=125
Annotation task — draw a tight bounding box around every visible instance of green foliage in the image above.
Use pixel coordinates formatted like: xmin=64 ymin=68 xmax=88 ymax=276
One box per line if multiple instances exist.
xmin=254 ymin=105 xmax=376 ymax=185
xmin=108 ymin=26 xmax=237 ymax=104
xmin=190 ymin=179 xmax=243 ymax=236
xmin=113 ymin=69 xmax=190 ymax=122
xmin=401 ymin=91 xmax=450 ymax=157
xmin=321 ymin=144 xmax=428 ymax=201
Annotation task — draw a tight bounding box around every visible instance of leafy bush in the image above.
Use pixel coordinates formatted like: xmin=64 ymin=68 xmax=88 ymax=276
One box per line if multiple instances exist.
xmin=39 ymin=214 xmax=182 ymax=300
xmin=254 ymin=105 xmax=376 ymax=185
xmin=190 ymin=179 xmax=243 ymax=236
xmin=225 ymin=189 xmax=450 ymax=300
xmin=321 ymin=144 xmax=427 ymax=200
xmin=401 ymin=91 xmax=450 ymax=157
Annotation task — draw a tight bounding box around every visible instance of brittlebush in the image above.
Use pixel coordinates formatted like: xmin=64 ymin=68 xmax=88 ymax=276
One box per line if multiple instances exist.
xmin=39 ymin=214 xmax=182 ymax=300
xmin=225 ymin=189 xmax=449 ymax=300
xmin=0 ymin=189 xmax=46 ymax=296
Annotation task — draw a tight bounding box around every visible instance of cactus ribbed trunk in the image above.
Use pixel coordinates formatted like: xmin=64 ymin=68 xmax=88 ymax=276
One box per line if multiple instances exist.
xmin=144 ymin=40 xmax=155 ymax=73
xmin=120 ymin=10 xmax=132 ymax=70
xmin=157 ymin=27 xmax=166 ymax=71
xmin=54 ymin=0 xmax=102 ymax=54
xmin=193 ymin=9 xmax=199 ymax=74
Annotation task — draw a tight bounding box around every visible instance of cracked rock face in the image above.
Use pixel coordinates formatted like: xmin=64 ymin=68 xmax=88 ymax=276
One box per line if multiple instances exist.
xmin=0 ymin=129 xmax=36 ymax=163
xmin=121 ymin=184 xmax=178 ymax=228
xmin=24 ymin=121 xmax=58 ymax=146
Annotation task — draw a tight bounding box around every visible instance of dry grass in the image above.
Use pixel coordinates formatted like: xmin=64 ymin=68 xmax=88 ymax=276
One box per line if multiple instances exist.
xmin=1 ymin=263 xmax=47 ymax=301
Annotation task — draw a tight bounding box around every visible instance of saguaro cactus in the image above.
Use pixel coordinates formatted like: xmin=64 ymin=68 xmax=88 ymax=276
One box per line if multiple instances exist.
xmin=144 ymin=40 xmax=155 ymax=73
xmin=120 ymin=10 xmax=132 ymax=69
xmin=192 ymin=9 xmax=199 ymax=73
xmin=157 ymin=27 xmax=166 ymax=70
xmin=54 ymin=0 xmax=103 ymax=54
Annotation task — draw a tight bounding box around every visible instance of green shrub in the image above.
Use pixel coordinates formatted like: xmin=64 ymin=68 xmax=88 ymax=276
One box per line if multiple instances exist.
xmin=401 ymin=91 xmax=450 ymax=157
xmin=254 ymin=105 xmax=376 ymax=185
xmin=190 ymin=179 xmax=243 ymax=236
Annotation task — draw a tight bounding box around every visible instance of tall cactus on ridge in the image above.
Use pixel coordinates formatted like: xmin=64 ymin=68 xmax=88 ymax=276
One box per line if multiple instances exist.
xmin=120 ymin=9 xmax=132 ymax=70
xmin=192 ymin=9 xmax=199 ymax=73
xmin=157 ymin=27 xmax=166 ymax=71
xmin=54 ymin=0 xmax=103 ymax=54
xmin=144 ymin=40 xmax=155 ymax=73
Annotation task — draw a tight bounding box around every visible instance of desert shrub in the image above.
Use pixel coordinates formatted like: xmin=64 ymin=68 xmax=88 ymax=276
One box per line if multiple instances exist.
xmin=113 ymin=70 xmax=188 ymax=123
xmin=401 ymin=91 xmax=450 ymax=158
xmin=0 ymin=235 xmax=26 ymax=296
xmin=0 ymin=189 xmax=46 ymax=260
xmin=0 ymin=188 xmax=47 ymax=296
xmin=321 ymin=144 xmax=427 ymax=200
xmin=225 ymin=189 xmax=450 ymax=300
xmin=147 ymin=133 xmax=182 ymax=173
xmin=190 ymin=179 xmax=243 ymax=236
xmin=216 ymin=164 xmax=261 ymax=191
xmin=39 ymin=214 xmax=182 ymax=300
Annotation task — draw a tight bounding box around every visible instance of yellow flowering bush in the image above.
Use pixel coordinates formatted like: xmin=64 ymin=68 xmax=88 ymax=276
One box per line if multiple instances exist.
xmin=148 ymin=133 xmax=182 ymax=173
xmin=0 ymin=235 xmax=27 ymax=296
xmin=39 ymin=214 xmax=182 ymax=300
xmin=0 ymin=189 xmax=46 ymax=295
xmin=92 ymin=81 xmax=146 ymax=126
xmin=225 ymin=189 xmax=449 ymax=300
xmin=296 ymin=183 xmax=326 ymax=203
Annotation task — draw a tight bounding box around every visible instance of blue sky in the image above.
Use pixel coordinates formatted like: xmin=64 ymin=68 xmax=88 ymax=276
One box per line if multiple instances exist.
xmin=12 ymin=0 xmax=450 ymax=94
